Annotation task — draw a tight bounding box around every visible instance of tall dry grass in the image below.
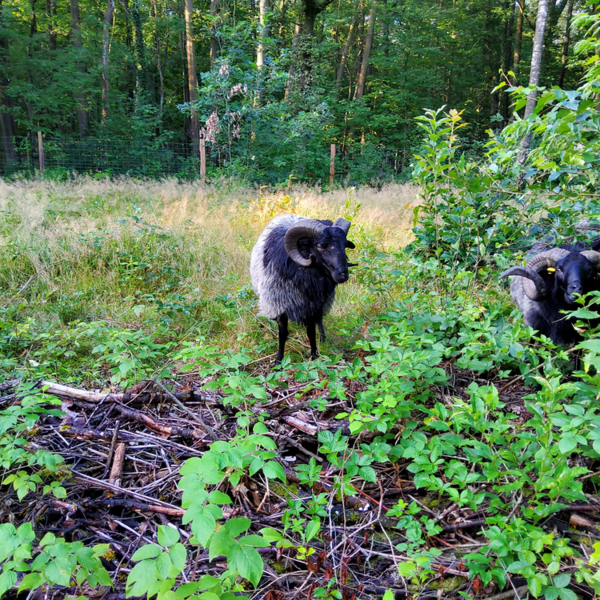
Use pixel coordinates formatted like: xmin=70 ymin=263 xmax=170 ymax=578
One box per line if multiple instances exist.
xmin=0 ymin=176 xmax=418 ymax=354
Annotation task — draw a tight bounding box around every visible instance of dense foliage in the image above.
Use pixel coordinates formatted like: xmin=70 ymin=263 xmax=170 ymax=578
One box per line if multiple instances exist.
xmin=0 ymin=0 xmax=589 ymax=181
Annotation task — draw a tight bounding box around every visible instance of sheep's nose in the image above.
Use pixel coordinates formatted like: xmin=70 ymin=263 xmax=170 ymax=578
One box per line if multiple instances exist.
xmin=334 ymin=269 xmax=349 ymax=283
xmin=568 ymin=281 xmax=583 ymax=295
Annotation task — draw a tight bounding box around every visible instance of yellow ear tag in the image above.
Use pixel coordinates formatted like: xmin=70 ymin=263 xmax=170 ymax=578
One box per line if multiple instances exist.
xmin=547 ymin=267 xmax=556 ymax=273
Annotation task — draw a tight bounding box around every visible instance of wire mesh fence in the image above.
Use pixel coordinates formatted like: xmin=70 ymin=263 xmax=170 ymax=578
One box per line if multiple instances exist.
xmin=0 ymin=135 xmax=409 ymax=184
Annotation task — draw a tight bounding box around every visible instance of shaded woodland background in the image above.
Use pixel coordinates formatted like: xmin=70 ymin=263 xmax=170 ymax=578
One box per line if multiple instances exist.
xmin=0 ymin=0 xmax=587 ymax=180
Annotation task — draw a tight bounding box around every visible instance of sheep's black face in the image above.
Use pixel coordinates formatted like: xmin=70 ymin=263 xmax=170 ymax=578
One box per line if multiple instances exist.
xmin=297 ymin=227 xmax=354 ymax=283
xmin=555 ymin=253 xmax=598 ymax=305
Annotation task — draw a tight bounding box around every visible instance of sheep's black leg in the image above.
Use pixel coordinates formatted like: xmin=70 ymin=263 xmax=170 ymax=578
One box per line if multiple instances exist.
xmin=306 ymin=318 xmax=318 ymax=360
xmin=275 ymin=313 xmax=288 ymax=366
xmin=318 ymin=317 xmax=325 ymax=341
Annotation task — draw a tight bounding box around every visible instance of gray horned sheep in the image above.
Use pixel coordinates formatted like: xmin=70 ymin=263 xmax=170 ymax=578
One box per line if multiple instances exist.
xmin=500 ymin=242 xmax=600 ymax=345
xmin=250 ymin=214 xmax=356 ymax=365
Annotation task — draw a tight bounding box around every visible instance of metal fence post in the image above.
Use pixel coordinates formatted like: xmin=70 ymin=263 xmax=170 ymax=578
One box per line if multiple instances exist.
xmin=200 ymin=139 xmax=206 ymax=179
xmin=37 ymin=131 xmax=45 ymax=175
xmin=330 ymin=143 xmax=335 ymax=184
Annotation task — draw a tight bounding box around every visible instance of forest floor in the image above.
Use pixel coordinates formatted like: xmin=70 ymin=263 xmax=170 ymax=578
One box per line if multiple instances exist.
xmin=1 ymin=178 xmax=599 ymax=600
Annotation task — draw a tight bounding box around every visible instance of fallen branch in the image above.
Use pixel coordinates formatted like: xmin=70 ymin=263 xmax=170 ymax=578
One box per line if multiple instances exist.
xmin=109 ymin=442 xmax=126 ymax=486
xmin=72 ymin=471 xmax=183 ymax=512
xmin=102 ymin=497 xmax=185 ymax=517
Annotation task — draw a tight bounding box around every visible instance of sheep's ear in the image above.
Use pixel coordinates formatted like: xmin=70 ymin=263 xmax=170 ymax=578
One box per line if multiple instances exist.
xmin=346 ymin=240 xmax=356 ymax=249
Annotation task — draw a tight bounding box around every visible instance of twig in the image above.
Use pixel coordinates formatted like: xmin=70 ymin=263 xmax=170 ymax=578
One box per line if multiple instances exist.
xmin=150 ymin=379 xmax=221 ymax=440
xmin=72 ymin=470 xmax=183 ymax=511
xmin=102 ymin=420 xmax=121 ymax=479
xmin=109 ymin=442 xmax=126 ymax=486
xmin=483 ymin=585 xmax=529 ymax=600
xmin=280 ymin=434 xmax=323 ymax=462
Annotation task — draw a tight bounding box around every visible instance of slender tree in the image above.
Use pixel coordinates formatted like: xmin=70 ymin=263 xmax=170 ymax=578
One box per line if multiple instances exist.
xmin=0 ymin=0 xmax=16 ymax=164
xmin=257 ymin=0 xmax=270 ymax=69
xmin=184 ymin=0 xmax=199 ymax=154
xmin=210 ymin=0 xmax=219 ymax=68
xmin=512 ymin=0 xmax=524 ymax=84
xmin=70 ymin=0 xmax=88 ymax=136
xmin=518 ymin=0 xmax=549 ymax=166
xmin=101 ymin=0 xmax=115 ymax=123
xmin=336 ymin=1 xmax=360 ymax=91
xmin=558 ymin=0 xmax=574 ymax=88
xmin=354 ymin=3 xmax=376 ymax=100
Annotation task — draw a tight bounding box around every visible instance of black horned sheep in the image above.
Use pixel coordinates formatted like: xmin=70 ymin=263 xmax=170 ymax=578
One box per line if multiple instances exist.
xmin=500 ymin=241 xmax=600 ymax=345
xmin=250 ymin=214 xmax=356 ymax=365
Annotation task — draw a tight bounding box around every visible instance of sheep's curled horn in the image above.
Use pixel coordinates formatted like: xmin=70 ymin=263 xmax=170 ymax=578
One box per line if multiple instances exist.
xmin=500 ymin=248 xmax=600 ymax=301
xmin=284 ymin=218 xmax=352 ymax=267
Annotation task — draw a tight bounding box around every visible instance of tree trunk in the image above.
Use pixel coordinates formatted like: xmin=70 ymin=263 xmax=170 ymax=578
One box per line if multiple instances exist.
xmin=518 ymin=0 xmax=549 ymax=166
xmin=184 ymin=0 xmax=199 ymax=155
xmin=335 ymin=2 xmax=359 ymax=91
xmin=257 ymin=0 xmax=269 ymax=69
xmin=0 ymin=0 xmax=16 ymax=166
xmin=45 ymin=0 xmax=57 ymax=50
xmin=152 ymin=0 xmax=165 ymax=119
xmin=558 ymin=0 xmax=574 ymax=88
xmin=210 ymin=0 xmax=219 ymax=68
xmin=71 ymin=0 xmax=88 ymax=136
xmin=354 ymin=3 xmax=376 ymax=100
xmin=101 ymin=0 xmax=115 ymax=123
xmin=132 ymin=0 xmax=148 ymax=98
xmin=524 ymin=0 xmax=548 ymax=118
xmin=500 ymin=0 xmax=514 ymax=120
xmin=512 ymin=0 xmax=524 ymax=85
xmin=285 ymin=22 xmax=301 ymax=99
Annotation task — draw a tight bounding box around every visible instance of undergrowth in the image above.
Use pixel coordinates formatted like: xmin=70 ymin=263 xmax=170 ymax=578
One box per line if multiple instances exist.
xmin=3 ymin=62 xmax=600 ymax=598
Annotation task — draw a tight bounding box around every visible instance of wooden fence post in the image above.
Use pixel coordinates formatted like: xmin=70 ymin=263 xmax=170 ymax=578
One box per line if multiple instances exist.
xmin=37 ymin=131 xmax=45 ymax=175
xmin=200 ymin=139 xmax=206 ymax=179
xmin=330 ymin=143 xmax=335 ymax=184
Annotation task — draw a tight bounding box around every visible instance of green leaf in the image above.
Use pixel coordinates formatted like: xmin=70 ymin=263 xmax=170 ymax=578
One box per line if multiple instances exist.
xmin=228 ymin=544 xmax=264 ymax=587
xmin=249 ymin=456 xmax=263 ymax=476
xmin=544 ymin=587 xmax=560 ymax=600
xmin=44 ymin=558 xmax=72 ymax=586
xmin=262 ymin=461 xmax=286 ymax=483
xmin=382 ymin=591 xmax=394 ymax=600
xmin=239 ymin=535 xmax=270 ymax=548
xmin=224 ymin=518 xmax=251 ymax=537
xmin=157 ymin=526 xmax=180 ymax=548
xmin=126 ymin=560 xmax=157 ymax=598
xmin=558 ymin=588 xmax=577 ymax=600
xmin=554 ymin=574 xmax=571 ymax=588
xmin=207 ymin=490 xmax=231 ymax=504
xmin=305 ymin=520 xmax=320 ymax=543
xmin=18 ymin=572 xmax=43 ymax=593
xmin=209 ymin=531 xmax=234 ymax=561
xmin=169 ymin=543 xmax=187 ymax=572
xmin=259 ymin=528 xmax=284 ymax=543
xmin=190 ymin=510 xmax=217 ymax=547
xmin=558 ymin=435 xmax=577 ymax=454
xmin=131 ymin=544 xmax=162 ymax=561
xmin=156 ymin=552 xmax=173 ymax=579
xmin=359 ymin=466 xmax=377 ymax=483
xmin=0 ymin=570 xmax=17 ymax=596
xmin=529 ymin=575 xmax=542 ymax=598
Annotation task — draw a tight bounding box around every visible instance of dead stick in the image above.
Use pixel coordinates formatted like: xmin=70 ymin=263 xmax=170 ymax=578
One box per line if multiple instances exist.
xmin=103 ymin=497 xmax=185 ymax=517
xmin=102 ymin=420 xmax=120 ymax=479
xmin=109 ymin=442 xmax=126 ymax=486
xmin=151 ymin=379 xmax=220 ymax=439
xmin=109 ymin=402 xmax=206 ymax=440
xmin=482 ymin=585 xmax=529 ymax=600
xmin=441 ymin=519 xmax=486 ymax=532
xmin=72 ymin=471 xmax=182 ymax=511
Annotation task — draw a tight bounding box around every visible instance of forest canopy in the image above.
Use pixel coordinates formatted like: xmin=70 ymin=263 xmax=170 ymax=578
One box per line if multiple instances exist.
xmin=0 ymin=0 xmax=588 ymax=181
